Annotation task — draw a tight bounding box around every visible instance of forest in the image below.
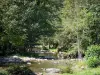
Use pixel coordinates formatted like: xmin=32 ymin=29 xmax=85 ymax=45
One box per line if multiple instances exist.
xmin=0 ymin=0 xmax=100 ymax=58
xmin=0 ymin=0 xmax=100 ymax=75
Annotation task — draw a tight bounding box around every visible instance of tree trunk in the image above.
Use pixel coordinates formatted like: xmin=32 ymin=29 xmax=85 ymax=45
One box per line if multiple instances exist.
xmin=77 ymin=33 xmax=82 ymax=59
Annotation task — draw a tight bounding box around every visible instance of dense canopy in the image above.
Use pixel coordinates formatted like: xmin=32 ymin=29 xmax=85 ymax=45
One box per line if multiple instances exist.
xmin=0 ymin=0 xmax=100 ymax=58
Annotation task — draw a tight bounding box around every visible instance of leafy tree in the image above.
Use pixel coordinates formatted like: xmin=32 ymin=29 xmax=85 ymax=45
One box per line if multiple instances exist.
xmin=0 ymin=0 xmax=64 ymax=55
xmin=55 ymin=0 xmax=100 ymax=58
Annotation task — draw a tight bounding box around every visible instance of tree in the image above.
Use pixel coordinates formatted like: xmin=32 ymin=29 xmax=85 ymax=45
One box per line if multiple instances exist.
xmin=55 ymin=0 xmax=90 ymax=58
xmin=0 ymin=0 xmax=64 ymax=55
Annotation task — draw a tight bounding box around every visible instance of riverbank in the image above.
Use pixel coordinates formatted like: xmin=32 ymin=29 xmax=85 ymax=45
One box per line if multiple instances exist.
xmin=0 ymin=56 xmax=99 ymax=75
xmin=61 ymin=67 xmax=100 ymax=75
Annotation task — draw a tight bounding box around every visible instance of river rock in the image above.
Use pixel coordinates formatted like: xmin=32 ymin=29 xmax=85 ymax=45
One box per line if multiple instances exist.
xmin=12 ymin=55 xmax=19 ymax=58
xmin=27 ymin=62 xmax=31 ymax=65
xmin=45 ymin=68 xmax=60 ymax=73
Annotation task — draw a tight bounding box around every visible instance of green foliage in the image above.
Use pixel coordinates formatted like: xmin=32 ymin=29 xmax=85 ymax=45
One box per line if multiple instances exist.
xmin=87 ymin=4 xmax=100 ymax=45
xmin=0 ymin=71 xmax=8 ymax=75
xmin=85 ymin=45 xmax=100 ymax=67
xmin=42 ymin=46 xmax=48 ymax=50
xmin=85 ymin=45 xmax=100 ymax=59
xmin=87 ymin=56 xmax=100 ymax=68
xmin=7 ymin=65 xmax=36 ymax=75
xmin=61 ymin=67 xmax=100 ymax=75
xmin=61 ymin=66 xmax=73 ymax=74
xmin=55 ymin=0 xmax=90 ymax=58
xmin=0 ymin=0 xmax=64 ymax=55
xmin=64 ymin=50 xmax=78 ymax=59
xmin=54 ymin=0 xmax=100 ymax=59
xmin=60 ymin=64 xmax=73 ymax=74
xmin=0 ymin=0 xmax=100 ymax=58
xmin=76 ymin=61 xmax=87 ymax=69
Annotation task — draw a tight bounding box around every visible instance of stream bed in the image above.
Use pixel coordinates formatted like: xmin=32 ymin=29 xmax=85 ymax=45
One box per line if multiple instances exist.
xmin=29 ymin=59 xmax=67 ymax=72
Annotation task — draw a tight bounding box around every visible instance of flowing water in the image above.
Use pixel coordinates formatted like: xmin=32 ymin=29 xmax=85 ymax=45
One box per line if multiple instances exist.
xmin=29 ymin=59 xmax=67 ymax=72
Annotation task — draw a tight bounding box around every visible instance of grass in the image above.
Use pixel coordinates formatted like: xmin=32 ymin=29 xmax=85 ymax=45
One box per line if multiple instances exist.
xmin=58 ymin=59 xmax=100 ymax=75
xmin=61 ymin=67 xmax=100 ymax=75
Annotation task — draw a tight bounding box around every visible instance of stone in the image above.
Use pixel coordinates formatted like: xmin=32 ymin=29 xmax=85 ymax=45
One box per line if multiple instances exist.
xmin=27 ymin=62 xmax=31 ymax=65
xmin=37 ymin=73 xmax=43 ymax=75
xmin=12 ymin=55 xmax=19 ymax=58
xmin=45 ymin=68 xmax=60 ymax=73
xmin=81 ymin=66 xmax=85 ymax=70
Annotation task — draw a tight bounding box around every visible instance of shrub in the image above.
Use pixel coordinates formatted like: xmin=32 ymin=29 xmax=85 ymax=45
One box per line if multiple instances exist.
xmin=7 ymin=65 xmax=36 ymax=75
xmin=42 ymin=46 xmax=48 ymax=50
xmin=61 ymin=66 xmax=73 ymax=74
xmin=85 ymin=45 xmax=100 ymax=59
xmin=60 ymin=64 xmax=73 ymax=74
xmin=87 ymin=56 xmax=100 ymax=68
xmin=94 ymin=72 xmax=100 ymax=75
xmin=85 ymin=45 xmax=100 ymax=67
xmin=0 ymin=71 xmax=8 ymax=75
xmin=76 ymin=61 xmax=87 ymax=69
xmin=0 ymin=73 xmax=7 ymax=75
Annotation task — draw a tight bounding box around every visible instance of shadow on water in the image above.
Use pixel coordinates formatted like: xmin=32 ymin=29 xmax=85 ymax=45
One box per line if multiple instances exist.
xmin=0 ymin=57 xmax=25 ymax=67
xmin=0 ymin=56 xmax=67 ymax=73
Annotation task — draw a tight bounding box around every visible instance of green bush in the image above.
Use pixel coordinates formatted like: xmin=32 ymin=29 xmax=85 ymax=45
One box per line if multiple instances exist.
xmin=61 ymin=65 xmax=73 ymax=74
xmin=7 ymin=65 xmax=36 ymax=75
xmin=0 ymin=73 xmax=7 ymax=75
xmin=87 ymin=56 xmax=100 ymax=68
xmin=85 ymin=45 xmax=100 ymax=59
xmin=85 ymin=45 xmax=100 ymax=68
xmin=94 ymin=72 xmax=100 ymax=75
xmin=0 ymin=71 xmax=8 ymax=75
xmin=42 ymin=46 xmax=48 ymax=50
